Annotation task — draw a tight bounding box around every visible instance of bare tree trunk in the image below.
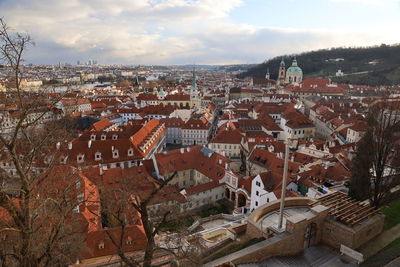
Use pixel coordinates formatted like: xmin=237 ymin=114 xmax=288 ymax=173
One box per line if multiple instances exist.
xmin=142 ymin=211 xmax=155 ymax=267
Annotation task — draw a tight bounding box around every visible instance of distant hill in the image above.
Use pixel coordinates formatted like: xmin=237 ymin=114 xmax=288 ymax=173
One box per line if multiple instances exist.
xmin=238 ymin=44 xmax=400 ymax=86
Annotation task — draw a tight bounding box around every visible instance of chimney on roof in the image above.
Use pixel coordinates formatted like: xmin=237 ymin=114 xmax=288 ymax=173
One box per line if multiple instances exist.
xmin=218 ymin=159 xmax=222 ymax=165
xmin=68 ymin=142 xmax=72 ymax=150
xmin=187 ymin=147 xmax=190 ymax=152
xmin=88 ymin=140 xmax=92 ymax=148
xmin=99 ymin=164 xmax=103 ymax=175
xmin=225 ymin=163 xmax=228 ymax=170
xmin=56 ymin=142 xmax=60 ymax=150
xmin=323 ymin=161 xmax=330 ymax=169
xmin=180 ymin=148 xmax=184 ymax=154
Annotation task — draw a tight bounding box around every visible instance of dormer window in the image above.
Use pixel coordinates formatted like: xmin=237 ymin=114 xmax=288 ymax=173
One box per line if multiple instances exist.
xmin=128 ymin=148 xmax=134 ymax=156
xmin=90 ymin=134 xmax=96 ymax=140
xmin=77 ymin=154 xmax=84 ymax=163
xmin=95 ymin=152 xmax=102 ymax=161
xmin=98 ymin=241 xmax=105 ymax=249
xmin=112 ymin=134 xmax=118 ymax=140
xmin=126 ymin=236 xmax=132 ymax=245
xmin=113 ymin=150 xmax=119 ymax=158
xmin=101 ymin=134 xmax=106 ymax=140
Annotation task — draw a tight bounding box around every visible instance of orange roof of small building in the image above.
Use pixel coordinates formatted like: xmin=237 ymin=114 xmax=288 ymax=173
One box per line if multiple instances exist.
xmin=184 ymin=180 xmax=224 ymax=196
xmin=154 ymin=146 xmax=230 ymax=181
xmin=249 ymin=148 xmax=300 ymax=175
xmin=90 ymin=119 xmax=114 ymax=131
xmin=165 ymin=94 xmax=190 ymax=101
xmin=211 ymin=128 xmax=243 ymax=144
xmin=282 ymin=110 xmax=315 ymax=129
xmin=82 ymin=225 xmax=147 ymax=260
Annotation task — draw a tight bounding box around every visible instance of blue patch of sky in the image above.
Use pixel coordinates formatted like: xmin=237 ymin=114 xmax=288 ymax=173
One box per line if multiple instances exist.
xmin=229 ymin=0 xmax=400 ymax=31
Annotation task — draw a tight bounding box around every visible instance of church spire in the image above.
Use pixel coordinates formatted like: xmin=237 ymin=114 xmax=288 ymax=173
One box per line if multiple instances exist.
xmin=292 ymin=57 xmax=298 ymax=67
xmin=191 ymin=66 xmax=197 ymax=90
xmin=280 ymin=58 xmax=285 ymax=67
xmin=265 ymin=68 xmax=270 ymax=79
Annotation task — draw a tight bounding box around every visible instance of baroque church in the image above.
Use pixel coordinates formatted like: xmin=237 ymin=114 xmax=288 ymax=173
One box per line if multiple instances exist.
xmin=276 ymin=58 xmax=303 ymax=85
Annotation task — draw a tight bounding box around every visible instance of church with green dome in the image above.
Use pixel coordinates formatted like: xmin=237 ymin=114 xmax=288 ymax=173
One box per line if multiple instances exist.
xmin=276 ymin=58 xmax=303 ymax=85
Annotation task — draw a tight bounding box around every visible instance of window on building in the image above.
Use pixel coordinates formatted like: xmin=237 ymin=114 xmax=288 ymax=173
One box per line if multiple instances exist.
xmin=256 ymin=191 xmax=259 ymax=196
xmin=255 ymin=201 xmax=258 ymax=206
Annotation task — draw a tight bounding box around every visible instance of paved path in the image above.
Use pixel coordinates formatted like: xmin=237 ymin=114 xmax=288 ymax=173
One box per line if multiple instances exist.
xmin=255 ymin=245 xmax=355 ymax=267
xmin=203 ymin=234 xmax=289 ymax=267
xmin=385 ymin=256 xmax=400 ymax=267
xmin=359 ymin=223 xmax=400 ymax=258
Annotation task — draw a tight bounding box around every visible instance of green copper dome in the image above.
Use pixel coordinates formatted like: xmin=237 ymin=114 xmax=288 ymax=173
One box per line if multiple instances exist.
xmin=286 ymin=66 xmax=302 ymax=73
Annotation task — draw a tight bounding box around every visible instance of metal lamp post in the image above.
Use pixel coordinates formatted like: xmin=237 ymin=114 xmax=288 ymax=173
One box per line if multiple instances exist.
xmin=278 ymin=139 xmax=290 ymax=230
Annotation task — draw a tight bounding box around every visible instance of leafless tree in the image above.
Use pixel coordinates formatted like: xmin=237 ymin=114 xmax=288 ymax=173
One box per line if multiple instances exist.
xmin=349 ymin=101 xmax=400 ymax=207
xmin=96 ymin=167 xmax=204 ymax=267
xmin=0 ymin=18 xmax=85 ymax=266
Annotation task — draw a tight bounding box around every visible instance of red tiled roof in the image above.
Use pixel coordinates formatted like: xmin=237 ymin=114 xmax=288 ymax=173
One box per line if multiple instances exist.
xmin=348 ymin=121 xmax=368 ymax=132
xmin=63 ymin=119 xmax=165 ymax=166
xmin=211 ymin=128 xmax=243 ymax=144
xmin=182 ymin=118 xmax=211 ymax=130
xmin=154 ymin=146 xmax=230 ymax=181
xmin=249 ymin=148 xmax=300 ymax=175
xmin=159 ymin=117 xmax=185 ymax=127
xmin=90 ymin=119 xmax=114 ymax=131
xmin=283 ymin=110 xmax=314 ymax=129
xmin=298 ymin=161 xmax=350 ymax=184
xmin=165 ymin=94 xmax=190 ymax=101
xmin=82 ymin=225 xmax=147 ymax=260
xmin=184 ymin=180 xmax=224 ymax=195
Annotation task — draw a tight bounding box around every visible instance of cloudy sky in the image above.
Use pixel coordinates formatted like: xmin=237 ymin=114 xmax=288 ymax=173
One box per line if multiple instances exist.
xmin=1 ymin=0 xmax=399 ymax=65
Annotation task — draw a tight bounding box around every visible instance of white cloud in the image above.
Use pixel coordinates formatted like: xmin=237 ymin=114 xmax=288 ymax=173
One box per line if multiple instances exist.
xmin=0 ymin=0 xmax=398 ymax=64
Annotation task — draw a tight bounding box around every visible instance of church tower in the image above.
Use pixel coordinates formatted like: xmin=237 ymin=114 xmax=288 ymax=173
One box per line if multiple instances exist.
xmin=265 ymin=68 xmax=270 ymax=80
xmin=190 ymin=66 xmax=200 ymax=108
xmin=277 ymin=58 xmax=286 ymax=85
xmin=191 ymin=66 xmax=197 ymax=90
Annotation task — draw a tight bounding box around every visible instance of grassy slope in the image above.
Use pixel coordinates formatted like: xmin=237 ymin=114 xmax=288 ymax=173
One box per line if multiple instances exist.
xmin=381 ymin=198 xmax=400 ymax=230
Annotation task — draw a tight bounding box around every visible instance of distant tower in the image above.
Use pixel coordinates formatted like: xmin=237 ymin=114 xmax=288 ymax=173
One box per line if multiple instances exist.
xmin=265 ymin=68 xmax=270 ymax=80
xmin=277 ymin=59 xmax=286 ymax=85
xmin=191 ymin=67 xmax=197 ymax=90
xmin=190 ymin=67 xmax=200 ymax=107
